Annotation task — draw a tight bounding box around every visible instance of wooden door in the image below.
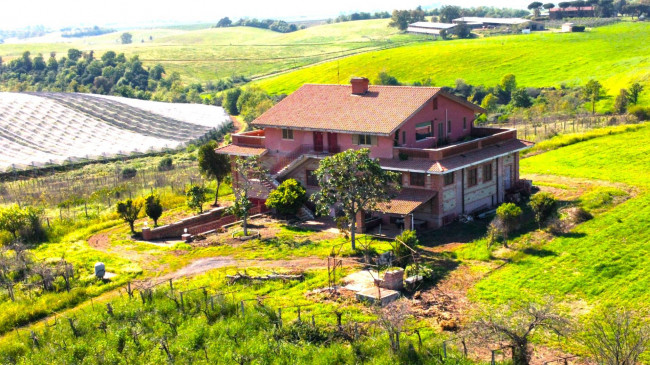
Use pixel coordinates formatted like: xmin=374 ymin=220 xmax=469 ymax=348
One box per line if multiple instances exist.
xmin=327 ymin=132 xmax=338 ymax=153
xmin=313 ymin=132 xmax=324 ymax=152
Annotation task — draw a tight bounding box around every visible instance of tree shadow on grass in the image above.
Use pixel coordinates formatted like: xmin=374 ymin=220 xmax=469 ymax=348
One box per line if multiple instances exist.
xmin=523 ymin=247 xmax=558 ymax=257
xmin=554 ymin=231 xmax=587 ymax=239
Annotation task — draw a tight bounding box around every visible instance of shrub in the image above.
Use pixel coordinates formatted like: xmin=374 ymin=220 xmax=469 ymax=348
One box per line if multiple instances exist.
xmin=186 ymin=185 xmax=208 ymax=214
xmin=565 ymin=206 xmax=593 ymax=224
xmin=572 ymin=25 xmax=586 ymax=32
xmin=394 ymin=230 xmax=418 ymax=265
xmin=494 ymin=203 xmax=522 ymax=247
xmin=629 ymin=106 xmax=650 ymax=121
xmin=144 ymin=194 xmax=163 ymax=227
xmin=157 ymin=156 xmax=173 ymax=171
xmin=529 ymin=192 xmax=557 ymax=228
xmin=265 ymin=179 xmax=307 ymax=217
xmin=120 ymin=167 xmax=137 ymax=179
xmin=116 ymin=198 xmax=142 ymax=234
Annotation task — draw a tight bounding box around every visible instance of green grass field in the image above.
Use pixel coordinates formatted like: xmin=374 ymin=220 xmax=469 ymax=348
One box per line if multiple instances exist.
xmin=469 ymin=123 xmax=650 ymax=308
xmin=0 ymin=19 xmax=422 ymax=83
xmin=257 ymin=22 xmax=650 ymax=107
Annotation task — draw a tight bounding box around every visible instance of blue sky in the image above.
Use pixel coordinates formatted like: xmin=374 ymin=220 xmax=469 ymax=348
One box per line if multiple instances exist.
xmin=2 ymin=0 xmax=532 ymax=29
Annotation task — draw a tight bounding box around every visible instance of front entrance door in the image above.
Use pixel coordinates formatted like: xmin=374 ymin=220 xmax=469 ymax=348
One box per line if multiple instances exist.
xmin=327 ymin=132 xmax=338 ymax=153
xmin=313 ymin=132 xmax=324 ymax=152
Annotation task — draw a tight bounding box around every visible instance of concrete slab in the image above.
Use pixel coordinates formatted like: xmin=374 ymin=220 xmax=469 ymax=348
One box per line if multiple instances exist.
xmin=356 ymin=288 xmax=400 ymax=306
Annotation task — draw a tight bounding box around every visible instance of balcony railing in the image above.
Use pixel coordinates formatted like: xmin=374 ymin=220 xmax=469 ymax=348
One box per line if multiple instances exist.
xmin=393 ymin=128 xmax=518 ymax=161
xmin=232 ymin=130 xmax=265 ymax=147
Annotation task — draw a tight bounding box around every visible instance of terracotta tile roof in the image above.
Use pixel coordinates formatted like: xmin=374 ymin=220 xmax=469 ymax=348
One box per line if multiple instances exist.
xmin=376 ymin=188 xmax=438 ymax=215
xmin=215 ymin=144 xmax=267 ymax=157
xmin=252 ymin=84 xmax=447 ymax=136
xmin=379 ymin=139 xmax=534 ymax=174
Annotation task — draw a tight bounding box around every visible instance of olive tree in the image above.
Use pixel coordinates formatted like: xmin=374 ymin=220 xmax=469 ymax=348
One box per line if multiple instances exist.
xmin=528 ymin=192 xmax=557 ymax=228
xmin=186 ymin=185 xmax=208 ymax=214
xmin=198 ymin=141 xmax=231 ymax=206
xmin=0 ymin=205 xmax=27 ymax=240
xmin=311 ymin=148 xmax=400 ymax=250
xmin=265 ymin=178 xmax=307 ymax=217
xmin=116 ymin=198 xmax=142 ymax=234
xmin=467 ymin=298 xmax=570 ymax=365
xmin=578 ymin=307 xmax=650 ymax=365
xmin=227 ymin=156 xmax=268 ymax=236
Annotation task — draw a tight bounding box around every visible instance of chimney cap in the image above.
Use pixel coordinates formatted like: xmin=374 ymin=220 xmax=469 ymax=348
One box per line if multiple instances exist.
xmin=350 ymin=77 xmax=370 ymax=95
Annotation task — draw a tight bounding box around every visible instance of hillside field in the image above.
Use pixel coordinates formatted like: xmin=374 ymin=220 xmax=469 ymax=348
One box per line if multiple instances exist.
xmin=469 ymin=123 xmax=650 ymax=308
xmin=0 ymin=19 xmax=422 ymax=83
xmin=257 ymin=22 xmax=650 ymax=109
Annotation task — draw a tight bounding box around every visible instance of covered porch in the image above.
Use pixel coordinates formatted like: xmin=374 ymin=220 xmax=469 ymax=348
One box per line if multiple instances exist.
xmin=357 ymin=188 xmax=439 ymax=238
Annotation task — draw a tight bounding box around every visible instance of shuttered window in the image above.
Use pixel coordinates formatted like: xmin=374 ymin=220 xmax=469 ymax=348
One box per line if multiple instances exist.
xmin=444 ymin=173 xmax=454 ymax=186
xmin=483 ymin=164 xmax=493 ymax=182
xmin=468 ymin=168 xmax=478 ymax=187
xmin=355 ymin=134 xmax=376 ymax=146
xmin=410 ymin=172 xmax=425 ymax=187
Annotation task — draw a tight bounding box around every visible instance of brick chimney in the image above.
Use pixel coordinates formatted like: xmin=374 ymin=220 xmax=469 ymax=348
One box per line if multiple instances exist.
xmin=350 ymin=77 xmax=369 ymax=95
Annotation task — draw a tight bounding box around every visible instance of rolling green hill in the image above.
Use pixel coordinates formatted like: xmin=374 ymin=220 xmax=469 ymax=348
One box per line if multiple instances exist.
xmin=471 ymin=124 xmax=650 ymax=307
xmin=257 ymin=22 xmax=650 ymax=108
xmin=0 ymin=19 xmax=422 ymax=83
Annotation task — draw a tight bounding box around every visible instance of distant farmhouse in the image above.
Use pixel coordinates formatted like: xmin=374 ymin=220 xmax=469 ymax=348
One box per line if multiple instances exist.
xmin=407 ymin=22 xmax=457 ymax=37
xmin=549 ymin=6 xmax=595 ymax=20
xmin=452 ymin=17 xmax=544 ymax=31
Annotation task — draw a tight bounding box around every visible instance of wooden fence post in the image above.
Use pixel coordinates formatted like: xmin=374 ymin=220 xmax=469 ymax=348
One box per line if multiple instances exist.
xmin=240 ymin=301 xmax=245 ymax=317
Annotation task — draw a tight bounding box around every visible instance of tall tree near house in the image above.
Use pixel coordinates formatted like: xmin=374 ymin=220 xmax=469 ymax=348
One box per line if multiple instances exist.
xmin=584 ymin=79 xmax=605 ymax=115
xmin=198 ymin=141 xmax=231 ymax=206
xmin=528 ymin=2 xmax=544 ymax=17
xmin=543 ymin=3 xmax=556 ymax=10
xmin=311 ymin=149 xmax=400 ymax=250
xmin=389 ymin=10 xmax=412 ymax=31
xmin=467 ymin=298 xmax=570 ymax=365
xmin=116 ymin=198 xmax=142 ymax=234
xmin=628 ymin=82 xmax=644 ymax=105
xmin=439 ymin=5 xmax=462 ymax=23
xmin=227 ymin=156 xmax=268 ymax=237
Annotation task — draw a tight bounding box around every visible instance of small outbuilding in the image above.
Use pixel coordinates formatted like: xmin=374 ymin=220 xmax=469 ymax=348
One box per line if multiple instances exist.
xmin=407 ymin=22 xmax=457 ymax=37
xmin=561 ymin=23 xmax=574 ymax=32
xmin=452 ymin=17 xmax=544 ymax=31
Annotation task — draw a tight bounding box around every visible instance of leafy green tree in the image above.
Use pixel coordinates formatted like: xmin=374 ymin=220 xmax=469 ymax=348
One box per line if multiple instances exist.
xmin=389 ymin=10 xmax=412 ymax=31
xmin=265 ymin=179 xmax=307 ymax=216
xmin=216 ymin=17 xmax=232 ymax=27
xmin=186 ymin=185 xmax=208 ymax=214
xmin=614 ymin=89 xmax=629 ymax=114
xmin=500 ymin=74 xmax=517 ymax=95
xmin=198 ymin=141 xmax=231 ymax=206
xmin=439 ymin=5 xmax=462 ymax=23
xmin=0 ymin=205 xmax=27 ymax=240
xmin=116 ymin=198 xmax=142 ymax=234
xmin=67 ymin=48 xmax=82 ymax=62
xmin=481 ymin=93 xmax=498 ymax=113
xmin=227 ymin=156 xmax=268 ymax=236
xmin=628 ymin=82 xmax=644 ymax=105
xmin=512 ymin=88 xmax=533 ymax=108
xmin=237 ymin=87 xmax=274 ymax=122
xmin=375 ymin=72 xmax=400 ymax=86
xmin=494 ymin=203 xmax=522 ymax=246
xmin=528 ymin=2 xmax=544 ymax=17
xmin=224 ymin=88 xmax=242 ymax=115
xmin=529 ymin=192 xmax=557 ymax=228
xmin=120 ymin=33 xmax=133 ymax=45
xmin=311 ymin=149 xmax=400 ymax=250
xmin=144 ymin=194 xmax=163 ymax=227
xmin=543 ymin=3 xmax=556 ymax=10
xmin=583 ymin=79 xmax=605 ymax=115
xmin=455 ymin=23 xmax=472 ymax=39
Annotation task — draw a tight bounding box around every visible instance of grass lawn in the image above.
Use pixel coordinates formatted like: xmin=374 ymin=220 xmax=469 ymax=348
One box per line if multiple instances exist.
xmin=468 ymin=123 xmax=650 ymax=308
xmin=257 ymin=22 xmax=650 ymax=109
xmin=0 ymin=19 xmax=422 ymax=83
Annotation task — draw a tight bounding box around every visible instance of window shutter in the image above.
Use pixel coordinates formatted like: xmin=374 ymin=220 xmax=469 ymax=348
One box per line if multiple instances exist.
xmin=371 ymin=135 xmax=378 ymax=146
xmin=352 ymin=134 xmax=359 ymax=145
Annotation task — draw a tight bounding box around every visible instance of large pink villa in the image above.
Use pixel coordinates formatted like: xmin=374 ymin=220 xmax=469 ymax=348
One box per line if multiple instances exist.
xmin=217 ymin=77 xmax=533 ymax=233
